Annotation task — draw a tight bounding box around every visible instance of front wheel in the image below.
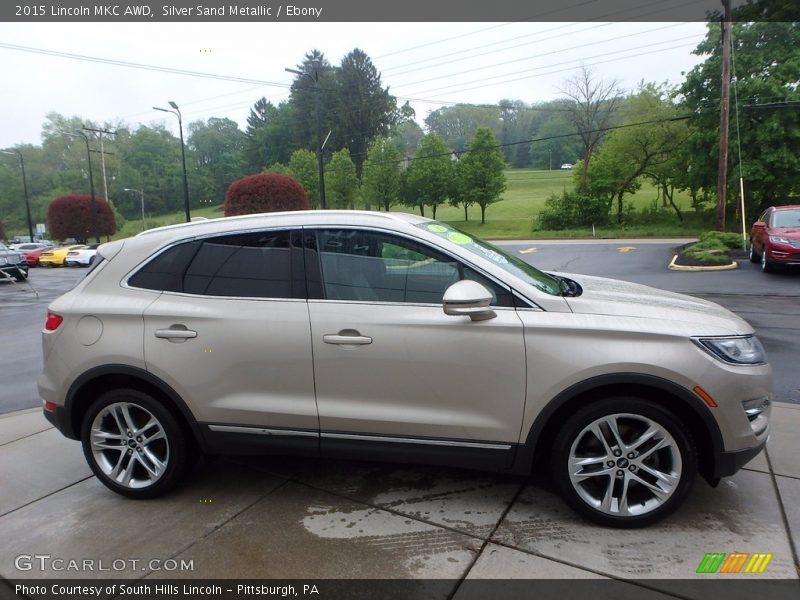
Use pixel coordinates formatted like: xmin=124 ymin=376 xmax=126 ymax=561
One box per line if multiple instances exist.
xmin=552 ymin=397 xmax=696 ymax=528
xmin=761 ymin=249 xmax=774 ymax=273
xmin=81 ymin=389 xmax=189 ymax=498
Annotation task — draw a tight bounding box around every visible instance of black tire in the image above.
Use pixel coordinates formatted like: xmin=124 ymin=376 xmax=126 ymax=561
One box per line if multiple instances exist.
xmin=81 ymin=389 xmax=189 ymax=499
xmin=552 ymin=397 xmax=697 ymax=528
xmin=13 ymin=269 xmax=28 ymax=282
xmin=748 ymin=242 xmax=760 ymax=263
xmin=761 ymin=248 xmax=774 ymax=273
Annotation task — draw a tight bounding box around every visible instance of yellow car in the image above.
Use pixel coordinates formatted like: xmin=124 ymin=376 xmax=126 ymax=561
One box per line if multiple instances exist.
xmin=39 ymin=245 xmax=86 ymax=267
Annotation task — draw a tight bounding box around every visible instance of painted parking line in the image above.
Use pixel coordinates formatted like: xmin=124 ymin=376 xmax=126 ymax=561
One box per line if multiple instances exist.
xmin=617 ymin=246 xmax=636 ymax=253
xmin=519 ymin=247 xmax=537 ymax=254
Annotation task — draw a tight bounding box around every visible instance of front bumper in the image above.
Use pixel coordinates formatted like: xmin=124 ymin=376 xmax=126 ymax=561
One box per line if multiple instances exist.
xmin=712 ymin=437 xmax=768 ymax=478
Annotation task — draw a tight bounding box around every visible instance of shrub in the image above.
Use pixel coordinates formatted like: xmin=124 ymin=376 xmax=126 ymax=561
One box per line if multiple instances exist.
xmin=698 ymin=231 xmax=743 ymax=249
xmin=538 ymin=190 xmax=609 ymax=230
xmin=224 ymin=173 xmax=310 ymax=217
xmin=47 ymin=194 xmax=116 ymax=242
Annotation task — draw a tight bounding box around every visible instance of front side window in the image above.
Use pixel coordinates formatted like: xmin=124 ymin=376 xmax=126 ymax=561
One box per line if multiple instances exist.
xmin=129 ymin=230 xmax=296 ymax=299
xmin=313 ymin=229 xmax=513 ymax=306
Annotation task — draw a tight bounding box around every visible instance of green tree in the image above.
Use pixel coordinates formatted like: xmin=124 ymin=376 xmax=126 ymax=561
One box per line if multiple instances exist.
xmin=288 ymin=50 xmax=337 ymax=153
xmin=336 ymin=48 xmax=396 ymax=175
xmin=404 ymin=134 xmax=454 ymax=219
xmin=586 ymin=84 xmax=689 ymax=223
xmin=448 ymin=160 xmax=474 ymax=221
xmin=362 ymin=137 xmax=402 ymax=211
xmin=459 ymin=128 xmax=506 ymax=224
xmin=680 ymin=14 xmax=800 ymax=217
xmin=288 ymin=149 xmax=319 ymax=208
xmin=243 ymin=97 xmax=296 ymax=171
xmin=424 ymin=104 xmax=502 ymax=154
xmin=326 ymin=148 xmax=359 ymax=209
xmin=188 ymin=117 xmax=247 ymax=204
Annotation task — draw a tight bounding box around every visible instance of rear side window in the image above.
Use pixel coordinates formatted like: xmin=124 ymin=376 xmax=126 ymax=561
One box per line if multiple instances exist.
xmin=129 ymin=230 xmax=297 ymax=299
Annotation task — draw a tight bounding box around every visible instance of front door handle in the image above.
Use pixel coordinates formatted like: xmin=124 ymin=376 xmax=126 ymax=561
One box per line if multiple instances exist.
xmin=323 ymin=330 xmax=372 ymax=346
xmin=155 ymin=325 xmax=197 ymax=342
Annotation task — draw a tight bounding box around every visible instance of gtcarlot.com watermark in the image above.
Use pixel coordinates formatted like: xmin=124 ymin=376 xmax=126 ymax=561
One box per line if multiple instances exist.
xmin=15 ymin=554 xmax=194 ymax=573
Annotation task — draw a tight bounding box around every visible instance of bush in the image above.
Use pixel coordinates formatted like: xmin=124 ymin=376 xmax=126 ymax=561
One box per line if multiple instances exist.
xmin=683 ymin=234 xmax=732 ymax=265
xmin=224 ymin=173 xmax=310 ymax=217
xmin=47 ymin=194 xmax=116 ymax=242
xmin=538 ymin=190 xmax=609 ymax=230
xmin=698 ymin=231 xmax=743 ymax=249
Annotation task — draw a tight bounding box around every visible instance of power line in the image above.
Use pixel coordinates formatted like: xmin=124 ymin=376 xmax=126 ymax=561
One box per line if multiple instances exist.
xmin=0 ymin=42 xmax=291 ymax=88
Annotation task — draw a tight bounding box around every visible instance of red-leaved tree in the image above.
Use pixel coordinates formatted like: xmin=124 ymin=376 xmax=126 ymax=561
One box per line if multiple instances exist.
xmin=47 ymin=194 xmax=116 ymax=242
xmin=224 ymin=173 xmax=310 ymax=217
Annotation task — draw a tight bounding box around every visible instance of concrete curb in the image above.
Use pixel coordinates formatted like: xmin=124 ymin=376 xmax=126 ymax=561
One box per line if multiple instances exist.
xmin=668 ymin=254 xmax=738 ymax=272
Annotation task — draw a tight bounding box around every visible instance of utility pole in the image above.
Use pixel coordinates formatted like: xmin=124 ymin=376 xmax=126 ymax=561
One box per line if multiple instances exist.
xmin=82 ymin=126 xmax=116 ymax=209
xmin=716 ymin=0 xmax=732 ymax=232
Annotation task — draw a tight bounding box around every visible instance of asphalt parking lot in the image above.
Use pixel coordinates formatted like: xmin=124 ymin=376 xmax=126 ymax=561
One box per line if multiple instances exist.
xmin=0 ymin=241 xmax=798 ymax=596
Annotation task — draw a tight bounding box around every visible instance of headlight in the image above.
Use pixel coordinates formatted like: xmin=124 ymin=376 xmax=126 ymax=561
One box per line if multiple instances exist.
xmin=769 ymin=235 xmax=791 ymax=244
xmin=694 ymin=335 xmax=767 ymax=365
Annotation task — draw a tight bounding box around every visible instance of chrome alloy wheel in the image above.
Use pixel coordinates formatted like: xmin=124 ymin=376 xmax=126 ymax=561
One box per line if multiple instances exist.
xmin=567 ymin=413 xmax=682 ymax=518
xmin=90 ymin=402 xmax=170 ymax=489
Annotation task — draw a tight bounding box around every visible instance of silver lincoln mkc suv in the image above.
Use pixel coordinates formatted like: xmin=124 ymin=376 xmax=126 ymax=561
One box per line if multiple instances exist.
xmin=39 ymin=211 xmax=771 ymax=527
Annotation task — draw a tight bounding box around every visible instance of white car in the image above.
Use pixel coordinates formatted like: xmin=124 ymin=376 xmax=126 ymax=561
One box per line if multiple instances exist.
xmin=65 ymin=244 xmax=100 ymax=267
xmin=10 ymin=242 xmax=48 ymax=252
xmin=560 ymin=163 xmax=574 ymax=170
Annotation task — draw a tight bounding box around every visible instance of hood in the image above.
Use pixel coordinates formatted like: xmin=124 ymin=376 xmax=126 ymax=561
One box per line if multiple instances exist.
xmin=560 ymin=273 xmax=752 ymax=335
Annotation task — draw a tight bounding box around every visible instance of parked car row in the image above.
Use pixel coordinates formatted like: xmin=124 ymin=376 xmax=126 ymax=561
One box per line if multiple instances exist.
xmin=17 ymin=244 xmax=99 ymax=268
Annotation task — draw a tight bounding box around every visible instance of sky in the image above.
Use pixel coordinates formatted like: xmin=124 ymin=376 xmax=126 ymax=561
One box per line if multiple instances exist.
xmin=0 ymin=18 xmax=710 ymax=148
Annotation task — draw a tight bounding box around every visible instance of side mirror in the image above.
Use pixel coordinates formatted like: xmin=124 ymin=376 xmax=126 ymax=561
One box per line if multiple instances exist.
xmin=443 ymin=280 xmax=496 ymax=321
xmin=753 ymin=220 xmax=766 ymax=228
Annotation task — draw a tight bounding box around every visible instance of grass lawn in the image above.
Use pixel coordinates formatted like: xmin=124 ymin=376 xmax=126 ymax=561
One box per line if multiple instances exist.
xmin=110 ymin=169 xmax=706 ymax=241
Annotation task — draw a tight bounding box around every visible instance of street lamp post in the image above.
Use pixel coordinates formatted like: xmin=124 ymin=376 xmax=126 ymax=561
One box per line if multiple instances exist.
xmin=0 ymin=149 xmax=34 ymax=242
xmin=123 ymin=188 xmax=145 ymax=232
xmin=65 ymin=131 xmax=100 ymax=243
xmin=285 ymin=65 xmax=326 ymax=209
xmin=153 ymin=102 xmax=191 ymax=222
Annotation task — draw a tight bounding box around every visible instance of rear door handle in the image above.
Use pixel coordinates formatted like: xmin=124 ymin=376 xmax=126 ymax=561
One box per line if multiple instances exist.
xmin=155 ymin=326 xmax=197 ymax=342
xmin=323 ymin=332 xmax=372 ymax=346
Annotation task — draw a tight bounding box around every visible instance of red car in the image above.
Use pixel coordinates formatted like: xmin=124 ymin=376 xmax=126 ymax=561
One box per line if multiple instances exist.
xmin=749 ymin=204 xmax=800 ymax=272
xmin=21 ymin=247 xmax=49 ymax=267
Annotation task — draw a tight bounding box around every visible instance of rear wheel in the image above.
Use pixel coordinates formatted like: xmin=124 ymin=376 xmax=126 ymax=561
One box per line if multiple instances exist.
xmin=552 ymin=397 xmax=696 ymax=528
xmin=81 ymin=389 xmax=189 ymax=498
xmin=748 ymin=242 xmax=760 ymax=263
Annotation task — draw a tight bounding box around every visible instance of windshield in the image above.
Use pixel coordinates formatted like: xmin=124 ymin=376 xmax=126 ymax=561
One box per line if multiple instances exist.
xmin=416 ymin=221 xmax=561 ymax=296
xmin=772 ymin=209 xmax=800 ymax=228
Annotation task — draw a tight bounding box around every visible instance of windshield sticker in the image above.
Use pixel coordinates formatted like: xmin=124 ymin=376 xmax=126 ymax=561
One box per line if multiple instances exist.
xmin=448 ymin=232 xmax=473 ymax=245
xmin=426 ymin=224 xmax=449 ymax=233
xmin=473 ymin=244 xmax=509 ymax=264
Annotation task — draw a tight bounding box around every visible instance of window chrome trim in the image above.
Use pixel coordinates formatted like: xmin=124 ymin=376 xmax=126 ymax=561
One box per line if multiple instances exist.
xmin=321 ymin=431 xmax=512 ymax=451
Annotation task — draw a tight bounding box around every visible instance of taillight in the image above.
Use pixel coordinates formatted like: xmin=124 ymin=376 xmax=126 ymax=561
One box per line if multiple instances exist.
xmin=45 ymin=312 xmax=63 ymax=331
xmin=67 ymin=251 xmax=78 ymax=256
xmin=43 ymin=400 xmax=57 ymax=412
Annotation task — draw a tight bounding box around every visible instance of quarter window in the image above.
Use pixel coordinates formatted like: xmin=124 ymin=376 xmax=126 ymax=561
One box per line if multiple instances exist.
xmin=129 ymin=230 xmax=296 ymax=299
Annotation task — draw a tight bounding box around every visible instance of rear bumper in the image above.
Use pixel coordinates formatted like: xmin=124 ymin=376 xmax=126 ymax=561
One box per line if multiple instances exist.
xmin=43 ymin=405 xmax=79 ymax=440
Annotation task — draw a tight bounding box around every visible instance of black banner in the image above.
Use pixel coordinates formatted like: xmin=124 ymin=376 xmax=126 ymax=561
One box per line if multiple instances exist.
xmin=1 ymin=0 xmax=799 ymax=23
